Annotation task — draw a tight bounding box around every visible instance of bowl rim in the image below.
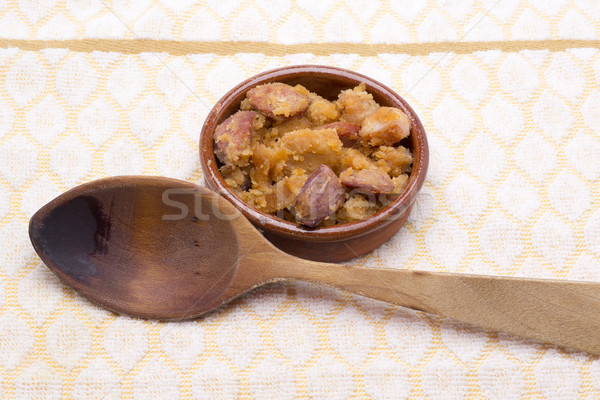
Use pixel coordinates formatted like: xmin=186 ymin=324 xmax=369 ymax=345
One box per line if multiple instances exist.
xmin=200 ymin=64 xmax=428 ymax=242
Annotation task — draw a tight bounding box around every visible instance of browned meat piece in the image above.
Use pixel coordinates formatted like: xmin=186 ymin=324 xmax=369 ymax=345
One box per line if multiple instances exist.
xmin=336 ymin=83 xmax=380 ymax=125
xmin=213 ymin=111 xmax=256 ymax=165
xmin=306 ymin=95 xmax=340 ymax=125
xmin=340 ymin=169 xmax=394 ymax=194
xmin=372 ymin=145 xmax=413 ymax=177
xmin=279 ymin=128 xmax=343 ymax=174
xmin=247 ymin=83 xmax=309 ymax=119
xmin=321 ymin=121 xmax=360 ymax=147
xmin=294 ymin=165 xmax=346 ymax=227
xmin=359 ymin=107 xmax=411 ymax=146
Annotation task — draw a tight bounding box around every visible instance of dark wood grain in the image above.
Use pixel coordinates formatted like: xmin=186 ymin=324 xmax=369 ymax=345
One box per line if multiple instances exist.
xmin=29 ymin=176 xmax=600 ymax=355
xmin=29 ymin=176 xmax=272 ymax=319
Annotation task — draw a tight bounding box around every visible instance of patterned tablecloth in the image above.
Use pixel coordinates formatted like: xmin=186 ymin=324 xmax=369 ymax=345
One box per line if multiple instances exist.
xmin=1 ymin=1 xmax=600 ymax=399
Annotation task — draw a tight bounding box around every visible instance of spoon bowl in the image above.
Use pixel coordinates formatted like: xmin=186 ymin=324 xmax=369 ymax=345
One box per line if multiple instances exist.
xmin=30 ymin=176 xmax=600 ymax=355
xmin=29 ymin=176 xmax=271 ymax=319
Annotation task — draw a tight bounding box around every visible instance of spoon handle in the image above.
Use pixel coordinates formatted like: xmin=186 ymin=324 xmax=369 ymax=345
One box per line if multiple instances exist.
xmin=282 ymin=262 xmax=600 ymax=354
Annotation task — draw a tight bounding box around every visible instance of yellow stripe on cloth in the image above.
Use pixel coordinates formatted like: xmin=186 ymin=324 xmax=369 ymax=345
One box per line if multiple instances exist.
xmin=0 ymin=39 xmax=597 ymax=56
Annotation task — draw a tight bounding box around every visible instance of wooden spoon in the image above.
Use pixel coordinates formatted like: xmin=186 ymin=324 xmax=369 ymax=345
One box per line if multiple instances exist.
xmin=29 ymin=176 xmax=600 ymax=355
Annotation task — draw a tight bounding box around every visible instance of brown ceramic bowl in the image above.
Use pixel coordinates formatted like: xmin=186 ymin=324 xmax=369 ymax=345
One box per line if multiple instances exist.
xmin=200 ymin=65 xmax=428 ymax=262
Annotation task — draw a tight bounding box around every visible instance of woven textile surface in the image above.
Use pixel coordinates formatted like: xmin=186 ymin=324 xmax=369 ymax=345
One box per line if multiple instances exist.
xmin=1 ymin=1 xmax=600 ymax=399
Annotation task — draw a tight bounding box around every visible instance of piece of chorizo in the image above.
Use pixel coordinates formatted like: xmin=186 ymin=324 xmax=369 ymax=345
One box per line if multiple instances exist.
xmin=247 ymin=83 xmax=309 ymax=119
xmin=340 ymin=169 xmax=394 ymax=194
xmin=213 ymin=111 xmax=256 ymax=165
xmin=321 ymin=121 xmax=361 ymax=147
xmin=294 ymin=165 xmax=346 ymax=227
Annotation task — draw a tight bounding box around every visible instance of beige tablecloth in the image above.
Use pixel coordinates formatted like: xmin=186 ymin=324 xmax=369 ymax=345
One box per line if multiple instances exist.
xmin=1 ymin=1 xmax=600 ymax=399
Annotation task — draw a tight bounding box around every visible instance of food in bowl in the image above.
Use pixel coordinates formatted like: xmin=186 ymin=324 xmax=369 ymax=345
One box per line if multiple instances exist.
xmin=213 ymin=82 xmax=413 ymax=228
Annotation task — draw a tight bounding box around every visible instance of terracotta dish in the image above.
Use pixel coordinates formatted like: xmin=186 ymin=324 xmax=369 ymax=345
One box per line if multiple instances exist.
xmin=200 ymin=65 xmax=428 ymax=262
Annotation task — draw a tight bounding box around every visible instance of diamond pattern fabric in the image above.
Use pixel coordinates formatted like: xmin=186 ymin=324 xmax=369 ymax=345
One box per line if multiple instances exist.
xmin=1 ymin=0 xmax=600 ymax=398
